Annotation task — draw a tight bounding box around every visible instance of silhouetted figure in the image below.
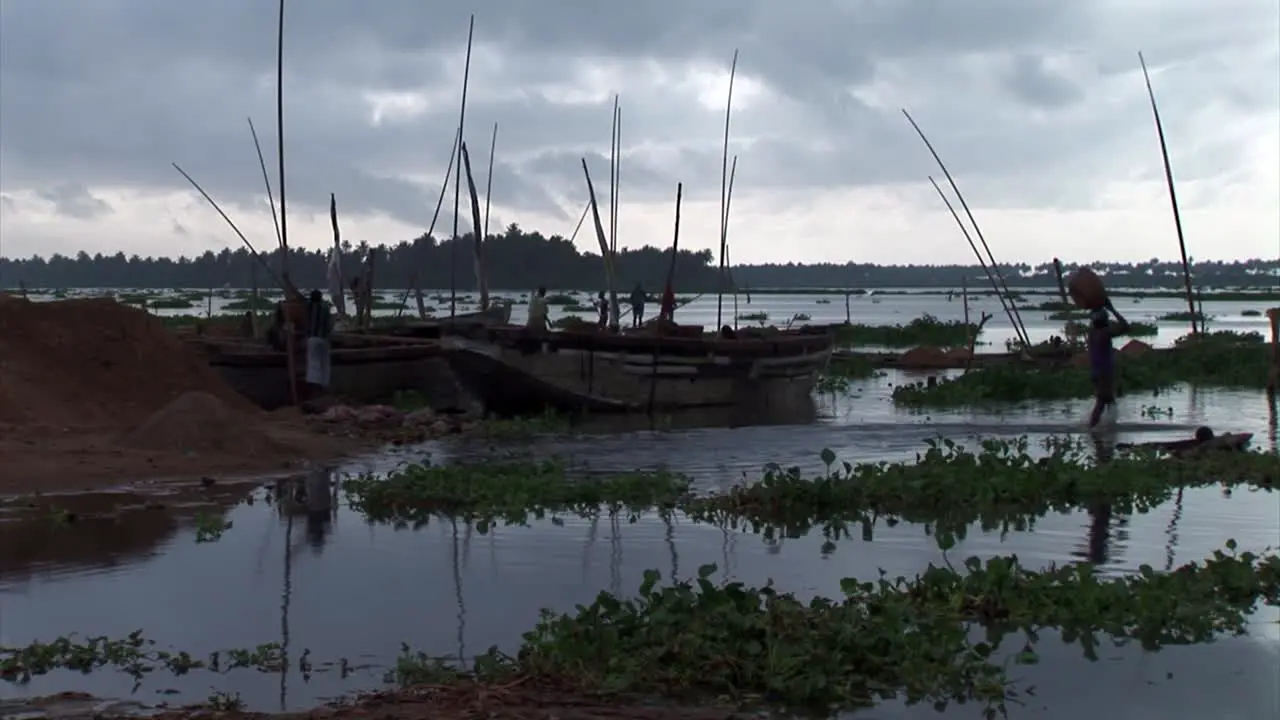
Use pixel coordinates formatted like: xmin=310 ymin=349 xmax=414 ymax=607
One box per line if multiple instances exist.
xmin=629 ymin=282 xmax=646 ymax=328
xmin=596 ymin=291 xmax=609 ymax=329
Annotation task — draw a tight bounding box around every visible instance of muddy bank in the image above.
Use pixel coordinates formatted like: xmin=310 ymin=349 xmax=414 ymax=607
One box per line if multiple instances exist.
xmin=0 ymin=297 xmax=361 ymax=495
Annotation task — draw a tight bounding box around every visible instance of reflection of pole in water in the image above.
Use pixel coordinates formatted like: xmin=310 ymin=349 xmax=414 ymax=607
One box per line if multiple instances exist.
xmin=1163 ymin=489 xmax=1184 ymax=571
xmin=450 ymin=518 xmax=466 ymax=666
xmin=609 ymin=514 xmax=622 ymax=596
xmin=663 ymin=514 xmax=679 ymax=581
xmin=582 ymin=514 xmax=599 ymax=584
xmin=1267 ymin=390 xmax=1277 ymax=452
xmin=279 ymin=512 xmax=294 ymax=711
xmin=720 ymin=526 xmax=739 ymax=579
xmin=462 ymin=519 xmax=473 ymax=571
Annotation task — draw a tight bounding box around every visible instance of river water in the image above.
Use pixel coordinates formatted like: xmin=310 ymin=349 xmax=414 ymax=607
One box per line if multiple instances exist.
xmin=2 ymin=291 xmax=1277 ymax=718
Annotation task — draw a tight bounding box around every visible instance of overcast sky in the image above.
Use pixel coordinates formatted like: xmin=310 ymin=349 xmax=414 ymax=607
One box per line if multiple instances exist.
xmin=0 ymin=0 xmax=1276 ymax=265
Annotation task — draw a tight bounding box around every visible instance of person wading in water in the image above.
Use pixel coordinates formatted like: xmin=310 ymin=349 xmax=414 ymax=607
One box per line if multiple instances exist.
xmin=1085 ymin=300 xmax=1130 ymax=429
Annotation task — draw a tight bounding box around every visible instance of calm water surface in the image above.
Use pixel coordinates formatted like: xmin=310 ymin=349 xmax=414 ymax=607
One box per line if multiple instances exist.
xmin=2 ymin=311 xmax=1278 ymax=717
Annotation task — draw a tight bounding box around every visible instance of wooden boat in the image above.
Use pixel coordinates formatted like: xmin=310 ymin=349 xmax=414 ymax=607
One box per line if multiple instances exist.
xmin=351 ymin=302 xmax=513 ymax=340
xmin=441 ymin=324 xmax=835 ymax=416
xmin=185 ymin=333 xmax=463 ymax=411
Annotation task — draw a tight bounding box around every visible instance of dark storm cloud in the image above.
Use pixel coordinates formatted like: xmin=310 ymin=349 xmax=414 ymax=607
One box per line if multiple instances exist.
xmin=0 ymin=0 xmax=1272 ymax=227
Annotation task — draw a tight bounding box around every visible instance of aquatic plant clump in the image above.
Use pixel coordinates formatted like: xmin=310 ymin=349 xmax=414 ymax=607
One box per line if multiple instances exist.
xmin=341 ymin=460 xmax=692 ymax=531
xmin=684 ymin=438 xmax=1278 ymax=547
xmin=834 ymin=314 xmax=977 ymax=348
xmin=8 ymin=548 xmax=1275 ymax=718
xmin=893 ymin=332 xmax=1272 ymax=406
xmin=502 ymin=547 xmax=1280 ymax=716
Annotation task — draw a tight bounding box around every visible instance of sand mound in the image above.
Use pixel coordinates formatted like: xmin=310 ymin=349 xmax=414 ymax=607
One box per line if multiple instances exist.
xmin=0 ymin=297 xmax=254 ymax=430
xmin=1120 ymin=339 xmax=1153 ymax=356
xmin=118 ymin=391 xmax=294 ymax=456
xmin=900 ymin=346 xmax=949 ymax=367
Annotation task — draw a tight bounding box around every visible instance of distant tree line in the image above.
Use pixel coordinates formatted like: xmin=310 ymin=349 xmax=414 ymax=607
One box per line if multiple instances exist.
xmin=2 ymin=223 xmax=1277 ymax=291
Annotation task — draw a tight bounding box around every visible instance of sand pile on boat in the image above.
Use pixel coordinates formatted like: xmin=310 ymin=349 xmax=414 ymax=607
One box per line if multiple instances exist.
xmin=0 ymin=296 xmax=252 ymax=429
xmin=900 ymin=346 xmax=949 ymax=368
xmin=1120 ymin=339 xmax=1153 ymax=356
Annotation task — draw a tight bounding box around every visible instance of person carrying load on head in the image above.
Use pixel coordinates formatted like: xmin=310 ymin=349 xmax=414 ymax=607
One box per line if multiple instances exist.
xmin=1069 ymin=268 xmax=1129 ymax=429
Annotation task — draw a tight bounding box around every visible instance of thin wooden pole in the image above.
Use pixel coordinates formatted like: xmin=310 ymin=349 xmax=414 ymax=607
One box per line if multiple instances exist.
xmin=581 ymin=160 xmax=614 ymax=303
xmin=482 ymin=122 xmax=498 ymax=243
xmin=650 ymin=183 xmax=683 ymax=416
xmin=715 ymin=50 xmax=739 ymax=330
xmin=568 ymin=200 xmax=591 ymax=245
xmin=171 ymin=163 xmax=280 ymax=285
xmin=247 ymin=117 xmax=282 ymax=251
xmin=927 ymin=176 xmax=1024 ymax=340
xmin=1138 ymin=51 xmax=1197 ymax=335
xmin=398 ymin=132 xmax=458 ymax=318
xmin=903 ymin=109 xmax=1031 ymax=346
xmin=724 ymin=155 xmax=738 ymax=330
xmin=449 ymin=15 xmax=476 ymax=320
xmin=275 ymin=0 xmax=289 ymax=282
xmin=461 ymin=142 xmax=488 ymax=311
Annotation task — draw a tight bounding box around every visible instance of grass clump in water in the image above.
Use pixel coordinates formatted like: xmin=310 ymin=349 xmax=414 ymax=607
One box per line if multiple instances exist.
xmin=833 ymin=314 xmax=977 ymax=348
xmin=471 ymin=546 xmax=1279 ymax=717
xmin=341 ymin=460 xmax=691 ymax=532
xmin=13 ymin=547 xmax=1275 ymax=718
xmin=685 ymin=438 xmax=1276 ymax=549
xmin=893 ymin=331 xmax=1270 ymax=406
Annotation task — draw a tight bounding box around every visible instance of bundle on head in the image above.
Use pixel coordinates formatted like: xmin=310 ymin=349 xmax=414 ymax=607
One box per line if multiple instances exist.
xmin=1068 ymin=267 xmax=1107 ymax=310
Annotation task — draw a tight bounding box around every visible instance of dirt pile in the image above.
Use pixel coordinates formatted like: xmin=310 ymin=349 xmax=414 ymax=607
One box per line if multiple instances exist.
xmin=118 ymin=391 xmax=294 ymax=456
xmin=0 ymin=296 xmax=253 ymax=430
xmin=899 ymin=346 xmax=949 ymax=368
xmin=1120 ymin=339 xmax=1153 ymax=356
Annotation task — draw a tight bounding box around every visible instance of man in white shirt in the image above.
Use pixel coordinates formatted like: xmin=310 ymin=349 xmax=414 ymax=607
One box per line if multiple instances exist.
xmin=527 ymin=286 xmax=549 ymax=331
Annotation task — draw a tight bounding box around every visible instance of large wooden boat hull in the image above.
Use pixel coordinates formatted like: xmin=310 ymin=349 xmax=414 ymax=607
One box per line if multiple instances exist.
xmin=441 ymin=327 xmax=835 ymax=416
xmin=186 ymin=335 xmax=463 ymax=411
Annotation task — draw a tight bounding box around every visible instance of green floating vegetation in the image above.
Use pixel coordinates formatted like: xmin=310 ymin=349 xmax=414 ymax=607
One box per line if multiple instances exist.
xmin=0 ymin=634 xmax=286 ymax=681
xmin=834 ymin=314 xmax=977 ymax=348
xmin=507 ymin=547 xmax=1279 ymax=716
xmin=894 ymin=332 xmax=1271 ymax=406
xmin=815 ymin=354 xmax=882 ymax=394
xmin=1158 ymin=311 xmax=1209 ymax=323
xmin=223 ymin=296 xmax=276 ymax=312
xmin=147 ymin=296 xmax=199 ymax=310
xmin=1045 ymin=310 xmax=1157 ymax=336
xmin=682 ymin=438 xmax=1276 ymax=546
xmin=14 ymin=546 xmax=1275 ymax=718
xmin=341 ymin=459 xmax=691 ymax=532
xmin=340 ymin=438 xmax=1275 ymax=550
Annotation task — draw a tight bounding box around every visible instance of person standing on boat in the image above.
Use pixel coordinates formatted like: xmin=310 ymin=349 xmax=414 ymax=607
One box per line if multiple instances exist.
xmin=659 ymin=283 xmax=676 ymax=323
xmin=1085 ymin=300 xmax=1130 ymax=429
xmin=595 ymin=291 xmax=610 ymax=329
xmin=527 ymin=286 xmax=550 ymax=331
xmin=305 ymin=289 xmax=333 ymax=396
xmin=629 ymin=282 xmax=646 ymax=328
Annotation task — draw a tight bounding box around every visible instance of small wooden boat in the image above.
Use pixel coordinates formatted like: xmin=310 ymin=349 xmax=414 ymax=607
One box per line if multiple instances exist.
xmin=441 ymin=324 xmax=835 ymax=416
xmin=185 ymin=334 xmax=462 ymax=411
